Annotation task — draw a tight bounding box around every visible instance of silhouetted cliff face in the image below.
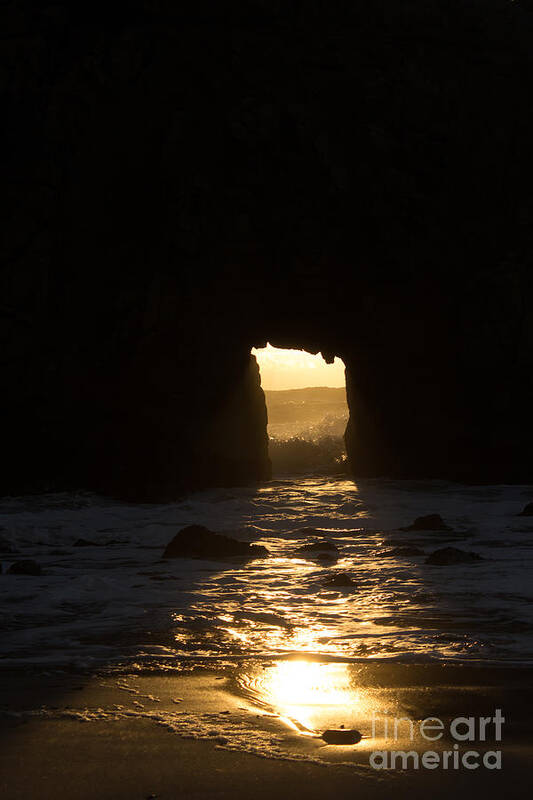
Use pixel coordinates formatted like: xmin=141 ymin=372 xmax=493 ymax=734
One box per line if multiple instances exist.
xmin=2 ymin=1 xmax=533 ymax=499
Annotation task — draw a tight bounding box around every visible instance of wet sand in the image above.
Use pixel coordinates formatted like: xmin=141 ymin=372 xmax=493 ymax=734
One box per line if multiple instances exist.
xmin=1 ymin=663 xmax=532 ymax=799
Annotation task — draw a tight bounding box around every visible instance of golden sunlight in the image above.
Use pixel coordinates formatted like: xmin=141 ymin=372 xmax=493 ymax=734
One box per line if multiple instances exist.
xmin=263 ymin=661 xmax=354 ymax=710
xmin=240 ymin=660 xmax=372 ymax=732
xmin=252 ymin=343 xmax=345 ymax=390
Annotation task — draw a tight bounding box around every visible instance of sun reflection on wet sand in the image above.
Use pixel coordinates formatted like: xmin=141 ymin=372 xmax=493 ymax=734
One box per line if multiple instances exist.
xmin=237 ymin=660 xmax=378 ymax=734
xmin=235 ymin=659 xmax=449 ymax=755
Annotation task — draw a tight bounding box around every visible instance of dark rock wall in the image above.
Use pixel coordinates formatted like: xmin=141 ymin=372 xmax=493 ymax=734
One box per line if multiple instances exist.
xmin=2 ymin=1 xmax=533 ymax=499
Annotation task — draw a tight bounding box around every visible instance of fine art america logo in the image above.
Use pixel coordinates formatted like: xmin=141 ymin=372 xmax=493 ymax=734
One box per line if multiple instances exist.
xmin=369 ymin=709 xmax=504 ymax=770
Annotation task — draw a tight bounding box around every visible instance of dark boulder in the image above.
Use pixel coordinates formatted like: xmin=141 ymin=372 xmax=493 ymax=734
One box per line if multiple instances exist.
xmin=163 ymin=525 xmax=268 ymax=561
xmin=400 ymin=514 xmax=452 ymax=532
xmin=517 ymin=503 xmax=533 ymax=517
xmin=7 ymin=560 xmax=42 ymax=576
xmin=383 ymin=546 xmax=425 ymax=557
xmin=425 ymin=547 xmax=482 ymax=565
xmin=323 ymin=573 xmax=355 ymax=588
xmin=322 ymin=728 xmax=362 ymax=745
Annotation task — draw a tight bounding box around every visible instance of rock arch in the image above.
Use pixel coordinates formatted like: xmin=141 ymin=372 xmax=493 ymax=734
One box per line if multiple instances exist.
xmin=2 ymin=1 xmax=533 ymax=499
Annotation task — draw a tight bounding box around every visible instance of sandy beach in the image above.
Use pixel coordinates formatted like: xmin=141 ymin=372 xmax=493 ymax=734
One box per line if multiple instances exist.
xmin=1 ymin=662 xmax=532 ymax=799
xmin=2 ymin=479 xmax=533 ymax=797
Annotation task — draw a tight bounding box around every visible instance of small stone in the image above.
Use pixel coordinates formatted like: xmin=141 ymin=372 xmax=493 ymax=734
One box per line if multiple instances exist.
xmin=298 ymin=539 xmax=338 ymax=553
xmin=296 ymin=539 xmax=339 ymax=560
xmin=322 ymin=728 xmax=362 ymax=745
xmin=323 ymin=573 xmax=355 ymax=587
xmin=383 ymin=546 xmax=425 ymax=557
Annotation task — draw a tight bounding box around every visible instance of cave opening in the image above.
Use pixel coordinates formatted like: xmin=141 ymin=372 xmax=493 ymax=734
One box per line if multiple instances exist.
xmin=251 ymin=343 xmax=349 ymax=477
